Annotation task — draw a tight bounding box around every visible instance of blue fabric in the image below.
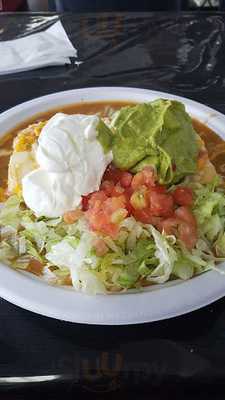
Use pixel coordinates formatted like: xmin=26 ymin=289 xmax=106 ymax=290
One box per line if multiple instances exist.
xmin=49 ymin=0 xmax=179 ymax=12
xmin=49 ymin=0 xmax=225 ymax=12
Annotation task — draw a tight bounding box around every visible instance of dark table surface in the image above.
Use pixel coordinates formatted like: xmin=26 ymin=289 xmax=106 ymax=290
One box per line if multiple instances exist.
xmin=1 ymin=11 xmax=225 ymax=399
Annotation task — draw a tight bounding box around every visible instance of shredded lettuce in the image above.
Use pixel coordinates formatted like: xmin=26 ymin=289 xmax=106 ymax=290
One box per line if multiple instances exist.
xmin=193 ymin=178 xmax=225 ymax=244
xmin=0 ymin=178 xmax=225 ymax=294
xmin=147 ymin=226 xmax=177 ymax=283
xmin=111 ymin=239 xmax=156 ymax=289
xmin=46 ymin=232 xmax=105 ymax=294
xmin=173 ymin=256 xmax=194 ymax=280
xmin=0 ymin=195 xmax=23 ymax=229
xmin=46 ymin=240 xmax=79 ymax=270
xmin=215 ymin=233 xmax=225 ymax=257
xmin=203 ymin=214 xmax=223 ymax=242
xmin=25 ymin=239 xmax=43 ymax=262
xmin=0 ymin=241 xmax=17 ymax=264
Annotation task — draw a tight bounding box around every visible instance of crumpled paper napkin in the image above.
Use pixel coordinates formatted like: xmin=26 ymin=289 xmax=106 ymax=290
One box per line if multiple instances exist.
xmin=0 ymin=21 xmax=78 ymax=75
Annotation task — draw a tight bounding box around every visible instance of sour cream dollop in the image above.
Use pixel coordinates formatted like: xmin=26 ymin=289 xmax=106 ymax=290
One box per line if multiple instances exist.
xmin=22 ymin=113 xmax=112 ymax=218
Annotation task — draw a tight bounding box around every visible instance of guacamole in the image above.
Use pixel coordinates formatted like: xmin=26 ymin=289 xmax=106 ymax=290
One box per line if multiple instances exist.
xmin=111 ymin=99 xmax=198 ymax=184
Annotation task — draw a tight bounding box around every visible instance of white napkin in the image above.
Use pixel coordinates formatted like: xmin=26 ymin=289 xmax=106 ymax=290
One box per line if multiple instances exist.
xmin=0 ymin=21 xmax=78 ymax=75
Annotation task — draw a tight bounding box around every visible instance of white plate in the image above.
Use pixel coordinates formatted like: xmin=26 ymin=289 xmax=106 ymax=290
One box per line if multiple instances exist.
xmin=0 ymin=87 xmax=225 ymax=325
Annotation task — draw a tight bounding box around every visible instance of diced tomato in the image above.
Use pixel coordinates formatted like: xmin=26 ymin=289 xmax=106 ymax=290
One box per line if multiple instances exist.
xmin=131 ymin=208 xmax=153 ymax=224
xmin=111 ymin=183 xmax=125 ymax=197
xmin=123 ymin=187 xmax=133 ymax=215
xmin=104 ymin=195 xmax=126 ymax=214
xmin=161 ymin=207 xmax=198 ymax=250
xmin=91 ymin=214 xmax=118 ymax=238
xmin=103 ymin=223 xmax=119 ymax=238
xmin=87 ymin=208 xmax=118 ymax=237
xmin=102 ymin=164 xmax=123 ymax=183
xmin=81 ymin=193 xmax=92 ymax=211
xmin=161 ymin=217 xmax=179 ymax=235
xmin=142 ymin=166 xmax=156 ymax=187
xmin=175 ymin=206 xmax=197 ymax=228
xmin=131 ymin=166 xmax=155 ymax=190
xmin=101 ymin=180 xmax=114 ymax=196
xmin=178 ymin=221 xmax=198 ymax=250
xmin=86 ymin=209 xmax=103 ymax=231
xmin=151 ymin=185 xmax=166 ymax=194
xmin=92 ymin=239 xmax=108 ymax=257
xmin=82 ymin=164 xmax=187 ymax=238
xmin=148 ymin=216 xmax=163 ymax=229
xmin=63 ymin=209 xmax=83 ymax=224
xmin=173 ymin=187 xmax=193 ymax=206
xmin=130 ymin=186 xmax=149 ymax=210
xmin=27 ymin=259 xmax=44 ymax=276
xmin=120 ymin=171 xmax=133 ymax=188
xmin=131 ymin=171 xmax=145 ymax=190
xmin=111 ymin=208 xmax=128 ymax=224
xmin=85 ymin=191 xmax=126 ymax=238
xmin=149 ymin=191 xmax=174 ymax=217
xmin=131 ymin=207 xmax=161 ymax=227
xmin=88 ymin=191 xmax=107 ymax=210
